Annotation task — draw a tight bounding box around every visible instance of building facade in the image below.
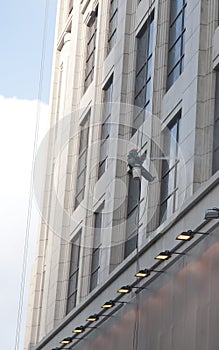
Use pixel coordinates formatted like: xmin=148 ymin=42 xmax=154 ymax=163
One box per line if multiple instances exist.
xmin=24 ymin=0 xmax=219 ymax=349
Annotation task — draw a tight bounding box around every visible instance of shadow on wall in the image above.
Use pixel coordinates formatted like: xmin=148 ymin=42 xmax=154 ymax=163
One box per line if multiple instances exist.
xmin=80 ymin=226 xmax=219 ymax=350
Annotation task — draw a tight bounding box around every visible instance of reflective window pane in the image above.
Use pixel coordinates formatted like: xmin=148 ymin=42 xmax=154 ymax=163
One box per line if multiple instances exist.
xmin=213 ymin=72 xmax=219 ymax=173
xmin=169 ymin=13 xmax=183 ymax=47
xmin=100 ymin=139 xmax=109 ymax=162
xmin=135 ymin=87 xmax=146 ymax=109
xmin=90 ymin=270 xmax=98 ymax=291
xmin=145 ymin=79 xmax=151 ymax=105
xmin=90 ymin=206 xmax=104 ymax=291
xmin=107 ymin=0 xmax=118 ymax=53
xmin=160 ymin=113 xmax=181 ymax=223
xmin=148 ymin=19 xmax=154 ymax=56
xmin=167 ymin=0 xmax=187 ymax=89
xmin=147 ymin=56 xmax=152 ymax=80
xmin=170 ymin=0 xmax=183 ymax=22
xmin=167 ymin=63 xmax=181 ymax=89
xmin=91 ymin=248 xmax=100 ymax=270
xmin=133 ymin=110 xmax=144 ymax=131
xmin=77 ymin=151 xmax=86 ymax=174
xmin=134 ymin=13 xmax=154 ymax=132
xmin=66 ymin=233 xmax=81 ymax=314
xmin=127 ymin=176 xmax=140 ymax=215
xmin=66 ymin=293 xmax=77 ymax=314
xmin=214 ymin=117 xmax=219 ymax=150
xmin=126 ymin=210 xmax=138 ymax=239
xmin=136 ymin=31 xmax=148 ymax=72
xmin=75 ymin=113 xmax=90 ymax=208
xmin=168 ymin=39 xmax=181 ymax=72
xmin=124 ymin=234 xmax=137 ymax=258
xmin=135 ymin=66 xmax=146 ymax=95
xmin=68 ymin=273 xmax=78 ymax=296
xmin=101 ymin=120 xmax=111 ymax=140
xmin=75 ymin=188 xmax=85 ymax=207
xmin=98 ymin=79 xmax=113 ymax=178
xmin=213 ymin=147 xmax=219 ymax=173
xmin=98 ymin=158 xmax=107 ymax=178
xmin=125 ymin=174 xmax=141 ymax=258
xmin=84 ymin=11 xmax=98 ymax=91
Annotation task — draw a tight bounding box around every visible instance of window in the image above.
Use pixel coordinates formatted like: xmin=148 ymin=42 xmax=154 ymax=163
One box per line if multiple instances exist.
xmin=213 ymin=71 xmax=219 ymax=173
xmin=68 ymin=0 xmax=73 ymax=14
xmin=160 ymin=113 xmax=181 ymax=223
xmin=55 ymin=64 xmax=63 ymax=139
xmin=125 ymin=175 xmax=141 ymax=258
xmin=98 ymin=77 xmax=113 ymax=178
xmin=90 ymin=206 xmax=104 ymax=291
xmin=167 ymin=0 xmax=187 ymax=89
xmin=66 ymin=233 xmax=81 ymax=314
xmin=75 ymin=113 xmax=90 ymax=208
xmin=133 ymin=13 xmax=154 ymax=133
xmin=84 ymin=9 xmax=98 ymax=92
xmin=107 ymin=0 xmax=118 ymax=53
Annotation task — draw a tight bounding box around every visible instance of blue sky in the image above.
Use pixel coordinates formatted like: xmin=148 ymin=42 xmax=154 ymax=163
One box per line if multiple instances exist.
xmin=0 ymin=0 xmax=57 ymax=102
xmin=0 ymin=1 xmax=58 ymax=350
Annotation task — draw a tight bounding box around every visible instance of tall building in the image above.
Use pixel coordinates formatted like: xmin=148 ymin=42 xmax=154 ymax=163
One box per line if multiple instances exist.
xmin=24 ymin=0 xmax=219 ymax=349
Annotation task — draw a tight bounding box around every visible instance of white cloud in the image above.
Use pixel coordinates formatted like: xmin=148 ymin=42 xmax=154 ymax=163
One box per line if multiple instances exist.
xmin=0 ymin=96 xmax=49 ymax=350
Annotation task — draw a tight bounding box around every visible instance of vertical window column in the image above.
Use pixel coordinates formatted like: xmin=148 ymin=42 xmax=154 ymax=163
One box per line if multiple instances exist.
xmin=160 ymin=112 xmax=181 ymax=223
xmin=133 ymin=13 xmax=154 ymax=133
xmin=125 ymin=175 xmax=141 ymax=258
xmin=107 ymin=0 xmax=118 ymax=53
xmin=213 ymin=71 xmax=219 ymax=173
xmin=55 ymin=64 xmax=63 ymax=139
xmin=98 ymin=78 xmax=113 ymax=178
xmin=66 ymin=233 xmax=81 ymax=314
xmin=84 ymin=9 xmax=98 ymax=92
xmin=75 ymin=114 xmax=90 ymax=208
xmin=167 ymin=0 xmax=187 ymax=89
xmin=90 ymin=206 xmax=104 ymax=291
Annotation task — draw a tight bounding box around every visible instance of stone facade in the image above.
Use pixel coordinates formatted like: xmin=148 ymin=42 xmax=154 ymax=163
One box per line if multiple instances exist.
xmin=24 ymin=0 xmax=219 ymax=349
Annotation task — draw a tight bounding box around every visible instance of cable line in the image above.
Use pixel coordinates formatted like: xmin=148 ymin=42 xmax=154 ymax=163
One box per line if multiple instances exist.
xmin=14 ymin=0 xmax=51 ymax=349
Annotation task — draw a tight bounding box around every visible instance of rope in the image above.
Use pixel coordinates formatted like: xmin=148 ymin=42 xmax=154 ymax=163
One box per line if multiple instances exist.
xmin=14 ymin=0 xmax=51 ymax=349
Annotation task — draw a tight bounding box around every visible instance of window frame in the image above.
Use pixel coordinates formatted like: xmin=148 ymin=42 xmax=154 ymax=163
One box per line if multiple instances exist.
xmin=75 ymin=113 xmax=90 ymax=208
xmin=107 ymin=0 xmax=118 ymax=53
xmin=133 ymin=12 xmax=155 ymax=134
xmin=213 ymin=71 xmax=219 ymax=173
xmin=84 ymin=8 xmax=98 ymax=92
xmin=160 ymin=112 xmax=181 ymax=223
xmin=90 ymin=205 xmax=104 ymax=291
xmin=124 ymin=174 xmax=141 ymax=258
xmin=55 ymin=63 xmax=63 ymax=139
xmin=167 ymin=0 xmax=187 ymax=90
xmin=98 ymin=77 xmax=113 ymax=178
xmin=66 ymin=232 xmax=81 ymax=314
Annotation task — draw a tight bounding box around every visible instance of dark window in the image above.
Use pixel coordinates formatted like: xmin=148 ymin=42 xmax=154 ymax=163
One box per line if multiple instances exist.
xmin=213 ymin=71 xmax=219 ymax=173
xmin=160 ymin=112 xmax=181 ymax=223
xmin=125 ymin=175 xmax=141 ymax=258
xmin=90 ymin=206 xmax=104 ymax=291
xmin=66 ymin=233 xmax=81 ymax=314
xmin=68 ymin=0 xmax=73 ymax=14
xmin=133 ymin=13 xmax=154 ymax=133
xmin=84 ymin=9 xmax=98 ymax=92
xmin=98 ymin=77 xmax=113 ymax=178
xmin=167 ymin=0 xmax=187 ymax=89
xmin=75 ymin=113 xmax=90 ymax=208
xmin=107 ymin=0 xmax=118 ymax=53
